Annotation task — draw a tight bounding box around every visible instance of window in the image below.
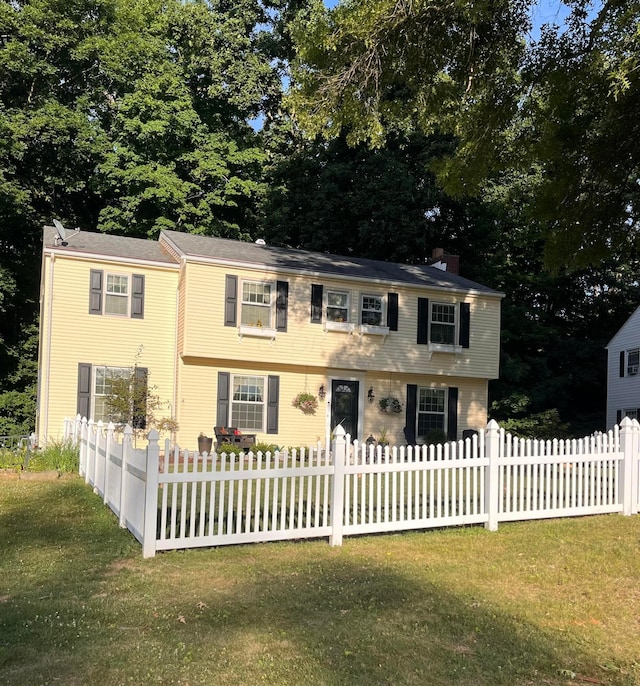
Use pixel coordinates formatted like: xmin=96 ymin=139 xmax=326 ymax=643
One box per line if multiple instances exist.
xmin=430 ymin=303 xmax=456 ymax=345
xmin=627 ymin=349 xmax=639 ymax=376
xmin=231 ymin=375 xmax=265 ymax=430
xmin=105 ymin=274 xmax=129 ymax=316
xmin=623 ymin=408 xmax=639 ymax=420
xmin=361 ymin=295 xmax=383 ymax=326
xmin=417 ymin=387 xmax=446 ymax=437
xmin=241 ymin=282 xmax=272 ymax=328
xmin=93 ymin=366 xmax=131 ymax=422
xmin=89 ymin=269 xmax=144 ymax=318
xmin=326 ymin=289 xmax=350 ymax=322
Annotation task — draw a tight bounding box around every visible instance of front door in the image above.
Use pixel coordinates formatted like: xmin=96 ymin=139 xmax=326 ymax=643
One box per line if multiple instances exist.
xmin=331 ymin=380 xmax=359 ymax=439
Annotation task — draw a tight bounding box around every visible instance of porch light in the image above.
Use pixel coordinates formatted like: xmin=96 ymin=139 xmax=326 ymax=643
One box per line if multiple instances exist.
xmin=319 ymin=384 xmax=326 ymax=400
xmin=368 ymin=387 xmax=375 ymax=403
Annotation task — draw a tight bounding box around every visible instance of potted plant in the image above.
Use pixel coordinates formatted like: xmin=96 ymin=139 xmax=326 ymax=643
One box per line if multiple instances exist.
xmin=292 ymin=392 xmax=318 ymax=414
xmin=197 ymin=432 xmax=213 ymax=454
xmin=378 ymin=396 xmax=402 ymax=414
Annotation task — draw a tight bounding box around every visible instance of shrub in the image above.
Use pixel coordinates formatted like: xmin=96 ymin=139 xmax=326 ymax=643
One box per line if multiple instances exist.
xmin=27 ymin=440 xmax=79 ymax=473
xmin=253 ymin=442 xmax=280 ymax=454
xmin=215 ymin=442 xmax=244 ymax=457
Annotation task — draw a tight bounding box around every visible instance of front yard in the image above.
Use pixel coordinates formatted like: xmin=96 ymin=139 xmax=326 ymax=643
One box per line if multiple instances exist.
xmin=0 ymin=477 xmax=638 ymax=685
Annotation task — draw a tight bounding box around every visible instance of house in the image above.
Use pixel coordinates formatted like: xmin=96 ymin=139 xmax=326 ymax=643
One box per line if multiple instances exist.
xmin=37 ymin=226 xmax=503 ymax=448
xmin=606 ymin=305 xmax=640 ymax=428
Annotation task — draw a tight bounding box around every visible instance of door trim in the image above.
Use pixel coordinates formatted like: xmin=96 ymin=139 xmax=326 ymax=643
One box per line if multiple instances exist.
xmin=326 ymin=371 xmax=365 ymax=442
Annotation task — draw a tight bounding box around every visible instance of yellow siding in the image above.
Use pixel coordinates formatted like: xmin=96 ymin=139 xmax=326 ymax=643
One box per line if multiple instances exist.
xmin=39 ymin=253 xmax=178 ymax=443
xmin=175 ymin=359 xmax=490 ymax=449
xmin=180 ymin=262 xmax=501 ymax=380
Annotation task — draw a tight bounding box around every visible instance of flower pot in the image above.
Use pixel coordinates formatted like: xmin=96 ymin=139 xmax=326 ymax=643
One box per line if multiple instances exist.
xmin=198 ymin=436 xmax=213 ymax=454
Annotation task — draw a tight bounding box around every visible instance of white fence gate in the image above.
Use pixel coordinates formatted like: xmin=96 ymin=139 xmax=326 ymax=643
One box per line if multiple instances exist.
xmin=64 ymin=416 xmax=640 ymax=558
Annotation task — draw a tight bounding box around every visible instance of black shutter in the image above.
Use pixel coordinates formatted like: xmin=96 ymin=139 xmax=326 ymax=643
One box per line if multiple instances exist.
xmin=459 ymin=302 xmax=470 ymax=348
xmin=89 ymin=270 xmax=103 ymax=315
xmin=266 ymin=375 xmax=279 ymax=434
xmin=132 ymin=367 xmax=148 ymax=429
xmin=405 ymin=384 xmax=417 ymax=444
xmin=217 ymin=372 xmax=230 ymax=426
xmin=387 ymin=293 xmax=398 ymax=331
xmin=77 ymin=363 xmax=92 ymax=418
xmin=617 ymin=410 xmax=623 ymax=424
xmin=224 ymin=275 xmax=237 ymax=327
xmin=620 ymin=350 xmax=626 ymax=377
xmin=417 ymin=298 xmax=429 ymax=344
xmin=447 ymin=387 xmax=459 ymax=441
xmin=276 ymin=281 xmax=288 ymax=332
xmin=310 ymin=284 xmax=323 ymax=323
xmin=131 ymin=274 xmax=145 ymax=319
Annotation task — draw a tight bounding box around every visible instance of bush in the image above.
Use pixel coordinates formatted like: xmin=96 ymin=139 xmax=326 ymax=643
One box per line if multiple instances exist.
xmin=215 ymin=442 xmax=244 ymax=457
xmin=27 ymin=440 xmax=79 ymax=473
xmin=253 ymin=442 xmax=280 ymax=454
xmin=0 ymin=446 xmax=27 ymax=470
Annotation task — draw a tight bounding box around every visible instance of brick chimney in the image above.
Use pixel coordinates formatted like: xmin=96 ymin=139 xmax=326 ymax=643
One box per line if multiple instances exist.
xmin=431 ymin=248 xmax=460 ymax=275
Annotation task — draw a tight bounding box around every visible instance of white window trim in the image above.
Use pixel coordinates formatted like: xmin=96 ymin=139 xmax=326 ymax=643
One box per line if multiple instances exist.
xmin=428 ymin=302 xmax=458 ymax=351
xmin=230 ymin=374 xmax=266 ymax=432
xmin=415 ymin=386 xmax=447 ymax=444
xmin=626 ymin=348 xmax=639 ymax=376
xmin=104 ymin=272 xmax=130 ymax=317
xmin=324 ymin=288 xmax=353 ymax=331
xmin=238 ymin=279 xmax=277 ymax=338
xmin=359 ymin=293 xmax=389 ymax=336
xmin=92 ymin=365 xmax=132 ymax=423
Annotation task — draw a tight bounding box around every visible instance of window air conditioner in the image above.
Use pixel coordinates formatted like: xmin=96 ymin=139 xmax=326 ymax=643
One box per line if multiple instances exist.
xmin=628 ymin=365 xmax=638 ymax=376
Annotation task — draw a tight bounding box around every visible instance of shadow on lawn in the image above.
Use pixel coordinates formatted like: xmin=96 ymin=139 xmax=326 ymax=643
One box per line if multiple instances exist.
xmin=179 ymin=553 xmax=587 ymax=686
xmin=0 ymin=481 xmax=608 ymax=685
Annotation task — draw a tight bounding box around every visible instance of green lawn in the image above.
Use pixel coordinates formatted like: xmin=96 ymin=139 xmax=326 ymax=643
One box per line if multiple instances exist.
xmin=1 ymin=476 xmax=639 ymax=685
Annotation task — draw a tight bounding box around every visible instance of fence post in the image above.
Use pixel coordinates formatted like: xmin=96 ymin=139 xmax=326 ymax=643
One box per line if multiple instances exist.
xmin=95 ymin=420 xmax=104 ymax=496
xmin=619 ymin=417 xmax=639 ymax=516
xmin=86 ymin=419 xmax=95 ymax=485
xmin=329 ymin=425 xmax=346 ymax=546
xmin=79 ymin=416 xmax=88 ymax=477
xmin=484 ymin=419 xmax=500 ymax=531
xmin=119 ymin=425 xmax=132 ymax=528
xmin=142 ymin=429 xmax=160 ymax=558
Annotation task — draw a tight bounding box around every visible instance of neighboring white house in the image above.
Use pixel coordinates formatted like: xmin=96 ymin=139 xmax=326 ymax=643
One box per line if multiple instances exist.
xmin=606 ymin=305 xmax=640 ymax=428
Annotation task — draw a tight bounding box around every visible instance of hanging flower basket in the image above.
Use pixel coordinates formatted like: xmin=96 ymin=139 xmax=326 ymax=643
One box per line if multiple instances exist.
xmin=292 ymin=392 xmax=318 ymax=414
xmin=378 ymin=396 xmax=402 ymax=414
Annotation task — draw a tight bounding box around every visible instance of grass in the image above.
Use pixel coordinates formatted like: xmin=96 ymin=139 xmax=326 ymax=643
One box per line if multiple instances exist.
xmin=1 ymin=478 xmax=639 ymax=685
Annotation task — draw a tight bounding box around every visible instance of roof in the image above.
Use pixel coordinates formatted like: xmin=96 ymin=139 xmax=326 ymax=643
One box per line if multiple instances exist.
xmin=42 ymin=225 xmax=501 ymax=295
xmin=160 ymin=230 xmax=501 ymax=296
xmin=42 ymin=226 xmax=177 ymax=265
xmin=606 ymin=304 xmax=640 ymax=348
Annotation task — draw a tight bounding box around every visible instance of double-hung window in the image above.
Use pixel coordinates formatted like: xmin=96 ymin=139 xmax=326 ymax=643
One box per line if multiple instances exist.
xmin=231 ymin=375 xmax=265 ymax=431
xmin=241 ymin=281 xmax=272 ymax=328
xmin=361 ymin=295 xmax=384 ymax=326
xmin=430 ymin=303 xmax=456 ymax=345
xmin=417 ymin=387 xmax=446 ymax=437
xmin=93 ymin=366 xmax=132 ymax=422
xmin=326 ymin=289 xmax=350 ymax=323
xmin=627 ymin=349 xmax=639 ymax=376
xmin=105 ymin=274 xmax=129 ymax=316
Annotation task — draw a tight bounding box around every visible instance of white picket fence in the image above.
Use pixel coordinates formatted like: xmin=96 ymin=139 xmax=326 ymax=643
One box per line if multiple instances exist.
xmin=64 ymin=416 xmax=640 ymax=558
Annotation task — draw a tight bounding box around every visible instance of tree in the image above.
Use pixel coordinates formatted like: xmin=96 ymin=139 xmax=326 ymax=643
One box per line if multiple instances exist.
xmin=289 ymin=0 xmax=640 ymax=269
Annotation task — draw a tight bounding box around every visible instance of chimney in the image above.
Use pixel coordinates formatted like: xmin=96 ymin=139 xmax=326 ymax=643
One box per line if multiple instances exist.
xmin=431 ymin=248 xmax=459 ymax=275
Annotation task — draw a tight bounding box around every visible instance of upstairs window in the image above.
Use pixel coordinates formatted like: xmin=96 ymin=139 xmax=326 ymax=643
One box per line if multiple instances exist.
xmin=627 ymin=349 xmax=639 ymax=376
xmin=361 ymin=295 xmax=384 ymax=326
xmin=430 ymin=303 xmax=456 ymax=345
xmin=241 ymin=281 xmax=272 ymax=328
xmin=89 ymin=269 xmax=144 ymax=319
xmin=326 ymin=289 xmax=350 ymax=322
xmin=105 ymin=274 xmax=129 ymax=316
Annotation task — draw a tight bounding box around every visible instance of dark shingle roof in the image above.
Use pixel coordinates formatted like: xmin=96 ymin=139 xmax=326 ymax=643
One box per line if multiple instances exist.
xmin=161 ymin=230 xmax=500 ymax=295
xmin=43 ymin=226 xmax=177 ymax=264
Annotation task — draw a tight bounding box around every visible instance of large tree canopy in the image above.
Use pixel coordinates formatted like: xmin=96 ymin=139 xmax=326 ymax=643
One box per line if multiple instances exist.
xmin=290 ymin=0 xmax=640 ymax=269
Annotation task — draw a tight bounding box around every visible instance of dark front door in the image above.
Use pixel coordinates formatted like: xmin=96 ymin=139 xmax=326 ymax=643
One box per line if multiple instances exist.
xmin=331 ymin=380 xmax=359 ymax=438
